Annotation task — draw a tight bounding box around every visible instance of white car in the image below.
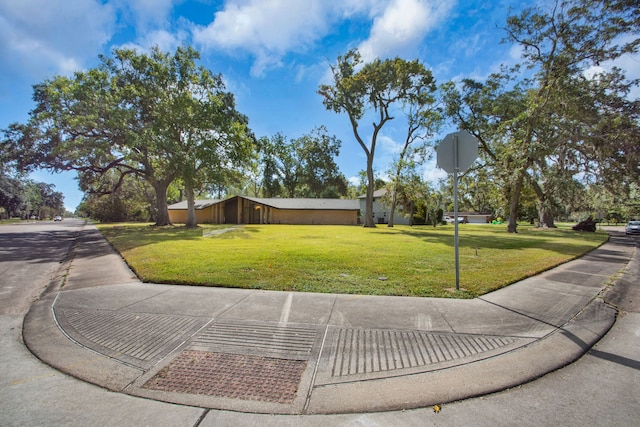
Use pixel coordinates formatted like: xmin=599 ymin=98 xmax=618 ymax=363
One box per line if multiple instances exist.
xmin=444 ymin=216 xmax=465 ymax=224
xmin=625 ymin=220 xmax=640 ymax=235
xmin=54 ymin=216 xmax=62 ymax=221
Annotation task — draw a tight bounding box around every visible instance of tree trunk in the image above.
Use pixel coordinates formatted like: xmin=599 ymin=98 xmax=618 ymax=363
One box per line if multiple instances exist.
xmin=409 ymin=201 xmax=414 ymax=226
xmin=363 ymin=155 xmax=376 ymax=228
xmin=387 ymin=187 xmax=397 ymax=227
xmin=185 ymin=183 xmax=198 ymax=228
xmin=529 ymin=177 xmax=556 ymax=228
xmin=153 ymin=180 xmax=172 ymax=226
xmin=506 ymin=172 xmax=524 ymax=233
xmin=537 ymin=203 xmax=556 ymax=228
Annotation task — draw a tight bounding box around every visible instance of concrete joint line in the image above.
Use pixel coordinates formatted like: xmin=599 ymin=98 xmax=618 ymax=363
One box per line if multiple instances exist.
xmin=303 ymin=295 xmax=338 ymax=413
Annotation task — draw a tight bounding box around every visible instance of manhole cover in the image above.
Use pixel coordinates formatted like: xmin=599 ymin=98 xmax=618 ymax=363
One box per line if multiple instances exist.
xmin=143 ymin=350 xmax=307 ymax=404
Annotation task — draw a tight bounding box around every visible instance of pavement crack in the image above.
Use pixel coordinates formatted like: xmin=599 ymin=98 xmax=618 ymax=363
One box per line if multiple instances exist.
xmin=193 ymin=409 xmax=209 ymax=427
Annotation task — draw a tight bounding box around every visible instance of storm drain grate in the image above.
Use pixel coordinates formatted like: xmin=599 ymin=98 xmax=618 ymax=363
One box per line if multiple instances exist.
xmin=143 ymin=350 xmax=307 ymax=404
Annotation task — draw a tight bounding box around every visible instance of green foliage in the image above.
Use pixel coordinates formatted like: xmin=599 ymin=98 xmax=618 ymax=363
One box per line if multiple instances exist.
xmin=319 ymin=49 xmax=437 ymax=227
xmin=78 ymin=172 xmax=156 ymax=222
xmin=259 ymin=126 xmax=348 ymax=198
xmin=0 ymin=174 xmax=24 ymax=217
xmin=441 ymin=0 xmax=640 ymax=232
xmin=2 ymin=46 xmax=255 ymax=227
xmin=17 ymin=180 xmax=64 ymax=219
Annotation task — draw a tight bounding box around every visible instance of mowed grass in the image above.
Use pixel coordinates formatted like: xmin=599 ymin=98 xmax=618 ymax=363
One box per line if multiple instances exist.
xmin=96 ymin=223 xmax=608 ymax=298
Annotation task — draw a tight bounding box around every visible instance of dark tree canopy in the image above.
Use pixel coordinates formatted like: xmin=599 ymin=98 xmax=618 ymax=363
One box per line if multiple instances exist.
xmin=441 ymin=0 xmax=640 ymax=232
xmin=2 ymin=46 xmax=254 ymax=226
xmin=259 ymin=126 xmax=348 ymax=198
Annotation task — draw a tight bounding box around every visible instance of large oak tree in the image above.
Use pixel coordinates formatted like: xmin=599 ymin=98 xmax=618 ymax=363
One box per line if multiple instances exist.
xmin=318 ymin=49 xmax=437 ymax=227
xmin=3 ymin=46 xmax=254 ymax=226
xmin=443 ymin=0 xmax=639 ymax=232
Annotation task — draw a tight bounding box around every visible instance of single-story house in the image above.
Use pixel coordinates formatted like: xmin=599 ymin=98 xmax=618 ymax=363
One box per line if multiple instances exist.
xmin=168 ymin=196 xmax=360 ymax=225
xmin=444 ymin=212 xmax=493 ymax=224
xmin=166 ymin=199 xmax=222 ymax=224
xmin=358 ymin=188 xmax=412 ymax=225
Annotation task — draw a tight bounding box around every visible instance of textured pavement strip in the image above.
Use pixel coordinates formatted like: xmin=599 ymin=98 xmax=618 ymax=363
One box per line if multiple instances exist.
xmin=54 ymin=307 xmax=210 ymax=368
xmin=192 ymin=321 xmax=319 ymax=355
xmin=52 ymin=301 xmax=531 ymax=404
xmin=329 ymin=328 xmax=518 ymax=377
xmin=143 ymin=350 xmax=308 ymax=404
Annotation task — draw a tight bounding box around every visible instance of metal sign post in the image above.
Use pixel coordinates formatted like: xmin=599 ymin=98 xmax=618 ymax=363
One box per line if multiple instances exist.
xmin=436 ymin=130 xmax=479 ymax=291
xmin=453 ymin=134 xmax=460 ymax=290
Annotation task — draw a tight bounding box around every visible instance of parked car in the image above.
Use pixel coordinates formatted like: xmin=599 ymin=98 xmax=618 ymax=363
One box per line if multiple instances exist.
xmin=444 ymin=215 xmax=465 ymax=224
xmin=54 ymin=216 xmax=62 ymax=221
xmin=625 ymin=220 xmax=640 ymax=235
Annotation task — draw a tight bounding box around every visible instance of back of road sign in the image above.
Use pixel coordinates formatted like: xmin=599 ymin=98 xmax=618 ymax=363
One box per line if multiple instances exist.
xmin=436 ymin=130 xmax=478 ymax=173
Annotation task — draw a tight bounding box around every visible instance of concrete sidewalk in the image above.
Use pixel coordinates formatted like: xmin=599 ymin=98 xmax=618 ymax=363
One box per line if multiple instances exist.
xmin=22 ymin=224 xmax=636 ymax=415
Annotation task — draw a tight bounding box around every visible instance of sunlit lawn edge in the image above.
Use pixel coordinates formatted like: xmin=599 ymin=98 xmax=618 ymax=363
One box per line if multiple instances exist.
xmin=96 ymin=222 xmax=608 ymax=299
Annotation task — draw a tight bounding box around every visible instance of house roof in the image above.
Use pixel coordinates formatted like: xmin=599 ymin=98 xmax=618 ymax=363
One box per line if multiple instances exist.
xmin=242 ymin=197 xmax=360 ymax=211
xmin=358 ymin=188 xmax=388 ymax=199
xmin=168 ymin=197 xmax=360 ymax=211
xmin=167 ymin=199 xmax=221 ymax=210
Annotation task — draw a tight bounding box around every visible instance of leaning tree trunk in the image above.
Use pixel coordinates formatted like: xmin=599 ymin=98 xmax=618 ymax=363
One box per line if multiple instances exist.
xmin=387 ymin=187 xmax=397 ymax=227
xmin=506 ymin=172 xmax=524 ymax=233
xmin=153 ymin=179 xmax=172 ymax=226
xmin=529 ymin=179 xmax=556 ymax=228
xmin=538 ymin=204 xmax=556 ymax=228
xmin=185 ymin=183 xmax=198 ymax=228
xmin=363 ymin=156 xmax=376 ymax=228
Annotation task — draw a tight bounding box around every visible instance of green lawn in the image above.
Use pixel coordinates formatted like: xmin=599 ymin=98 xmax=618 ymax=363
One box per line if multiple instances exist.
xmin=96 ymin=223 xmax=608 ymax=298
xmin=0 ymin=218 xmax=22 ymax=225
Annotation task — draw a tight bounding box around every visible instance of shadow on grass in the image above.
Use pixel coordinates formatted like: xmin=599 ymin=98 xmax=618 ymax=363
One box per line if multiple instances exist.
xmin=98 ymin=223 xmax=259 ymax=251
xmin=369 ymin=224 xmax=608 ymax=256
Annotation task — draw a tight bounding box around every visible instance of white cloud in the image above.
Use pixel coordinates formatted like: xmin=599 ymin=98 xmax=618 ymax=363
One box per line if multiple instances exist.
xmin=0 ymin=0 xmax=116 ymax=77
xmin=422 ymin=158 xmax=448 ymax=184
xmin=112 ymin=0 xmax=180 ymax=31
xmin=193 ymin=0 xmax=333 ymax=76
xmin=348 ymin=175 xmax=362 ymax=186
xmin=109 ymin=0 xmax=191 ymax=53
xmin=191 ymin=0 xmax=453 ymax=77
xmin=584 ymin=48 xmax=640 ymax=100
xmin=357 ymin=0 xmax=455 ymax=62
xmin=138 ymin=28 xmax=187 ymax=52
xmin=379 ymin=134 xmax=403 ymax=155
xmin=337 ymin=0 xmax=386 ymax=19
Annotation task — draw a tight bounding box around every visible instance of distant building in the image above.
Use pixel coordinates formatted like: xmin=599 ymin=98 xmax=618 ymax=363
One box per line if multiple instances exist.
xmin=444 ymin=212 xmax=493 ymax=224
xmin=358 ymin=188 xmax=412 ymax=225
xmin=168 ymin=196 xmax=360 ymax=225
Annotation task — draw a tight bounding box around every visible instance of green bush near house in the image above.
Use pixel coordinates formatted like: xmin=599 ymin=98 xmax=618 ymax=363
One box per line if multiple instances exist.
xmin=97 ymin=223 xmax=608 ymax=299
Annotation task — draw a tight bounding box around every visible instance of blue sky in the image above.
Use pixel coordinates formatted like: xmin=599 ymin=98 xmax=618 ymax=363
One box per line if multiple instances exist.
xmin=2 ymin=0 xmax=632 ymax=211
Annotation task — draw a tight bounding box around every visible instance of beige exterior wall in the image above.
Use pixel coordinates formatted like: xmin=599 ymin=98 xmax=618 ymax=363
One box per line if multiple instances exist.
xmin=269 ymin=209 xmax=358 ymax=225
xmin=169 ymin=204 xmax=358 ymax=225
xmin=168 ymin=209 xmax=188 ymax=224
xmin=169 ymin=206 xmax=217 ymax=224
